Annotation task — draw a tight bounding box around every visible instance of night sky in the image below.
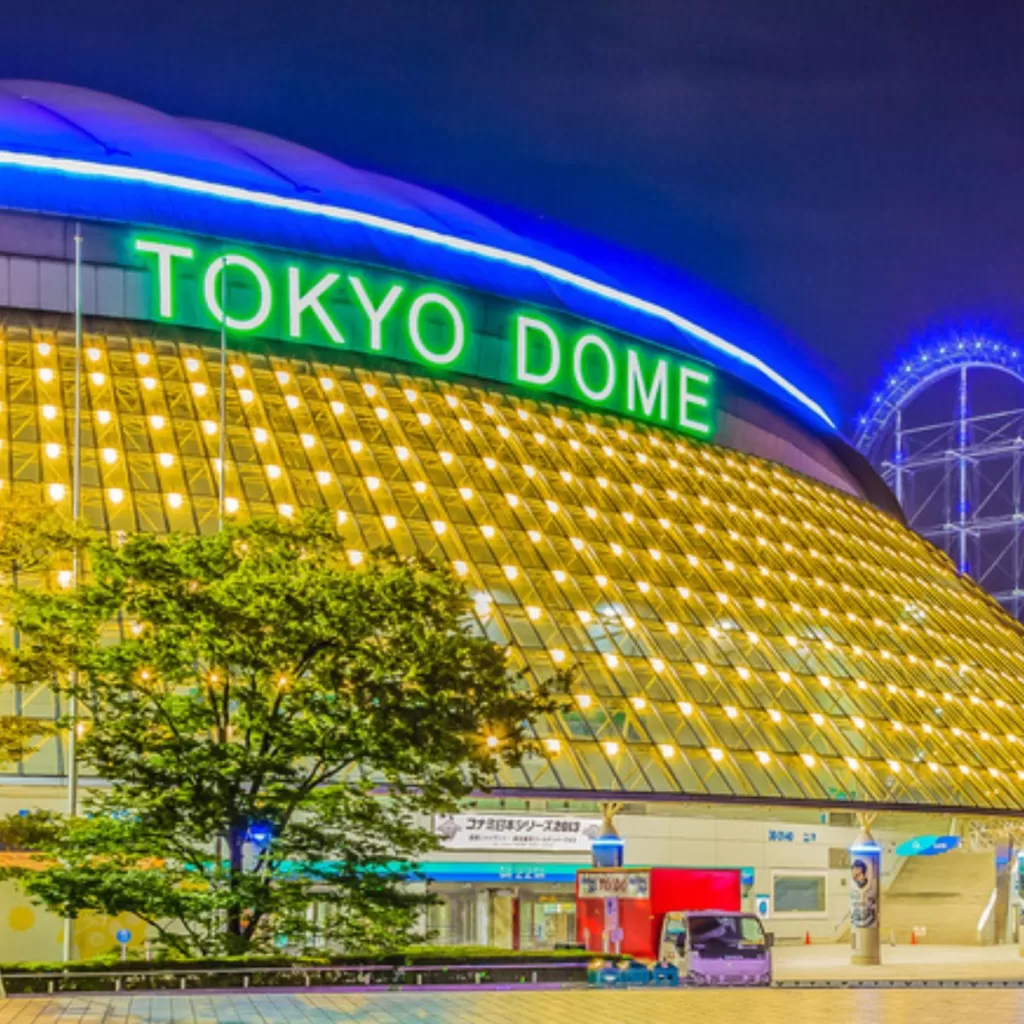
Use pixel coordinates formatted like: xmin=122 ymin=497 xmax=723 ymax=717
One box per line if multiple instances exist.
xmin=5 ymin=1 xmax=1024 ymax=427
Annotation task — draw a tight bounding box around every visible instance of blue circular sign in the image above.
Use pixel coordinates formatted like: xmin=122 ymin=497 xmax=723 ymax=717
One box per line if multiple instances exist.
xmin=116 ymin=928 xmax=132 ymax=944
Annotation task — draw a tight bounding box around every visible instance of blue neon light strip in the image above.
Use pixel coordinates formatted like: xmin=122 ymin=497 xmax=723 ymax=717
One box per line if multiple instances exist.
xmin=417 ymin=861 xmax=585 ymax=884
xmin=849 ymin=842 xmax=881 ymax=854
xmin=269 ymin=859 xmax=586 ymax=884
xmin=0 ymin=149 xmax=834 ymax=429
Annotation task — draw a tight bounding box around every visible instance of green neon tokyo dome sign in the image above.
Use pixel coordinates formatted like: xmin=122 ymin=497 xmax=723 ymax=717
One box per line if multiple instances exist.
xmin=134 ymin=236 xmax=715 ymax=437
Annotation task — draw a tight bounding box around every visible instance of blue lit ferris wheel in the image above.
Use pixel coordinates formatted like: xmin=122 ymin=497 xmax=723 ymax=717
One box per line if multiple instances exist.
xmin=855 ymin=334 xmax=1024 ymax=619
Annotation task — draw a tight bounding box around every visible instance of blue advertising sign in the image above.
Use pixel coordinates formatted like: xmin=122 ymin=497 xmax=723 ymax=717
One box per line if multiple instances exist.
xmin=895 ymin=835 xmax=961 ymax=857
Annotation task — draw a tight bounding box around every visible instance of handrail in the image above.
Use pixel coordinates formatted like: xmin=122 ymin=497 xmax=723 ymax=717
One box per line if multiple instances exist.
xmin=0 ymin=958 xmax=595 ymax=996
xmin=0 ymin=959 xmax=589 ymax=979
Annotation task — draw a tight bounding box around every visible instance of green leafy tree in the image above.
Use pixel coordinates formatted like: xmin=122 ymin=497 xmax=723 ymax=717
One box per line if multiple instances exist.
xmin=0 ymin=493 xmax=75 ymax=771
xmin=0 ymin=717 xmax=47 ymax=769
xmin=0 ymin=510 xmax=566 ymax=954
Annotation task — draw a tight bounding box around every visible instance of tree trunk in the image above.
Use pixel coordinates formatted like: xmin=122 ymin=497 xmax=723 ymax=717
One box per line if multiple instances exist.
xmin=225 ymin=825 xmax=245 ymax=947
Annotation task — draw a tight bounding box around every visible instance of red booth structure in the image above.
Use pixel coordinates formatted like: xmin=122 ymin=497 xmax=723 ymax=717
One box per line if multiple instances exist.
xmin=576 ymin=867 xmax=742 ymax=959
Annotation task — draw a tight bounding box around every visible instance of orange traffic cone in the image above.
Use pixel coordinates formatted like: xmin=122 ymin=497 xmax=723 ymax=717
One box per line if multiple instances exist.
xmin=910 ymin=931 xmax=918 ymax=945
xmin=804 ymin=931 xmax=812 ymax=945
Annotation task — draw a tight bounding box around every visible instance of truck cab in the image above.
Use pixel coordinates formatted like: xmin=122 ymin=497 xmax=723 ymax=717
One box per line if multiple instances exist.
xmin=659 ymin=910 xmax=773 ymax=987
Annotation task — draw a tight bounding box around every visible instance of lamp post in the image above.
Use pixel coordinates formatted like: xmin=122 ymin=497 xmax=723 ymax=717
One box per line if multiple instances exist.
xmin=62 ymin=223 xmax=84 ymax=963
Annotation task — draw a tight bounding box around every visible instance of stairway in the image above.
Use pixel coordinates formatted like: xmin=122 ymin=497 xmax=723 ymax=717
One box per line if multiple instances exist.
xmin=883 ymin=850 xmax=996 ymax=945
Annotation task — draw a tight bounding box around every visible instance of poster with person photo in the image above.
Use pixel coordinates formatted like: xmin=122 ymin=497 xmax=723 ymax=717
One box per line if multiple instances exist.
xmin=850 ymin=853 xmax=879 ymax=929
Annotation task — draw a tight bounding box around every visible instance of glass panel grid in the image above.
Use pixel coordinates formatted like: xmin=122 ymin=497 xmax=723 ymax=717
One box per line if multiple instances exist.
xmin=4 ymin=326 xmax=1024 ymax=811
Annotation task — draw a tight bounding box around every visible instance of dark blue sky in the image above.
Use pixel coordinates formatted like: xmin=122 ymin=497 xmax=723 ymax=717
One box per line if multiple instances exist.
xmin=6 ymin=1 xmax=1024 ymax=426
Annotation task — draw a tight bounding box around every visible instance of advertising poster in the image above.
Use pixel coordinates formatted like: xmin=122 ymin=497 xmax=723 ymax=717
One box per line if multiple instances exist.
xmin=850 ymin=848 xmax=880 ymax=929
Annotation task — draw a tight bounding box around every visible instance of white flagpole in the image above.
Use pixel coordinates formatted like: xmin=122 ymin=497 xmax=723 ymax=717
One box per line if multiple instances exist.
xmin=63 ymin=222 xmax=83 ymax=963
xmin=218 ymin=258 xmax=227 ymax=531
xmin=215 ymin=260 xmax=227 ymax=889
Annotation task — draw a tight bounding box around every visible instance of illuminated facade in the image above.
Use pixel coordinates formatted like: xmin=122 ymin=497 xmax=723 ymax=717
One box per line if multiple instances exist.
xmin=2 ymin=80 xmax=1024 ymax=822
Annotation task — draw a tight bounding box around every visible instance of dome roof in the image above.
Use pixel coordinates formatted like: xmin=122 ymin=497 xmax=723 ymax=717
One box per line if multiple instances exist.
xmin=0 ymin=80 xmax=835 ymax=431
xmin=0 ymin=80 xmax=526 ymax=245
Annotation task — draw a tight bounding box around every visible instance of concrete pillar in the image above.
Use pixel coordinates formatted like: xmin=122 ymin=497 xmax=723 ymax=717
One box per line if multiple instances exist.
xmin=992 ymin=837 xmax=1013 ymax=945
xmin=511 ymin=892 xmax=521 ymax=951
xmin=475 ymin=888 xmax=491 ymax=946
xmin=592 ymin=800 xmax=625 ymax=867
xmin=850 ymin=815 xmax=881 ymax=966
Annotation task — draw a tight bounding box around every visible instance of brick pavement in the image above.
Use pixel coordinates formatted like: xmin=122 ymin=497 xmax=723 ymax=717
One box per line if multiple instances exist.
xmin=2 ymin=988 xmax=1024 ymax=1024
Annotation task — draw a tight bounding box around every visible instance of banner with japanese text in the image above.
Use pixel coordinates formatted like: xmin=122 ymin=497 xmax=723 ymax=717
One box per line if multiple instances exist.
xmin=434 ymin=813 xmax=602 ymax=853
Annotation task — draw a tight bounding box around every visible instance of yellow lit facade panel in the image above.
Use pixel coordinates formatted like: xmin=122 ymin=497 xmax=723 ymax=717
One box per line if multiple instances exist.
xmin=5 ymin=325 xmax=1024 ymax=813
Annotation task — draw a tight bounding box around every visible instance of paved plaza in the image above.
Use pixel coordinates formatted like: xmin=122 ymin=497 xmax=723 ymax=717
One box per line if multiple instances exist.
xmin=4 ymin=945 xmax=1024 ymax=1023
xmin=3 ymin=988 xmax=1024 ymax=1024
xmin=774 ymin=941 xmax=1024 ymax=981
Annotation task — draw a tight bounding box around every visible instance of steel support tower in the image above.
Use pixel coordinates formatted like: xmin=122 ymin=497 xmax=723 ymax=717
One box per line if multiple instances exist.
xmin=856 ymin=335 xmax=1024 ymax=619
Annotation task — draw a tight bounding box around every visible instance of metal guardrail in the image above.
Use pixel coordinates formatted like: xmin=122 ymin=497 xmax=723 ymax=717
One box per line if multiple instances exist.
xmin=776 ymin=978 xmax=1024 ymax=989
xmin=8 ymin=966 xmax=1024 ymax=996
xmin=0 ymin=958 xmax=593 ymax=996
